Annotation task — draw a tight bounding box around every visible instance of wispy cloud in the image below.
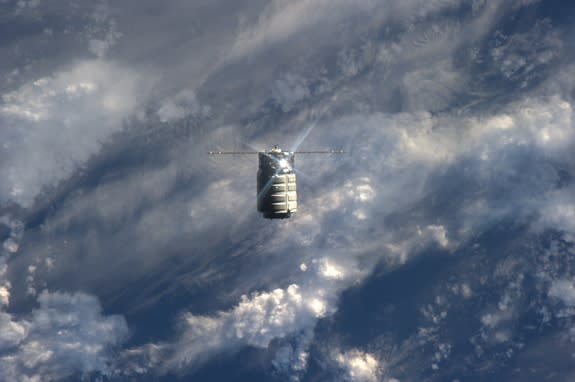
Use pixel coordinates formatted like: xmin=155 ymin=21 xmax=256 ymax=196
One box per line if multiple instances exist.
xmin=1 ymin=0 xmax=574 ymax=380
xmin=0 ymin=60 xmax=153 ymax=207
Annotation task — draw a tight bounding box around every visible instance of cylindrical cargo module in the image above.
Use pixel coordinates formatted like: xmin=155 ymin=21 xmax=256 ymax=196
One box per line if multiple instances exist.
xmin=257 ymin=152 xmax=297 ymax=219
xmin=209 ymin=144 xmax=342 ymax=219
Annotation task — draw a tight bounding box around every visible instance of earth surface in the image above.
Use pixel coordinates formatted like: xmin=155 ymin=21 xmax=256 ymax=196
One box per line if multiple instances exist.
xmin=1 ymin=1 xmax=575 ymax=381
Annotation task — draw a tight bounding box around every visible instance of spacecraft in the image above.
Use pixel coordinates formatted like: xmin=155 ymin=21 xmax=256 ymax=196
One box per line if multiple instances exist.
xmin=208 ymin=145 xmax=344 ymax=219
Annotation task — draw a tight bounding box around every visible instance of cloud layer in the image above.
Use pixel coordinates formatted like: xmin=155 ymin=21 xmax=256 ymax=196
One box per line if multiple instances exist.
xmin=1 ymin=60 xmax=152 ymax=207
xmin=0 ymin=291 xmax=127 ymax=382
xmin=1 ymin=0 xmax=574 ymax=381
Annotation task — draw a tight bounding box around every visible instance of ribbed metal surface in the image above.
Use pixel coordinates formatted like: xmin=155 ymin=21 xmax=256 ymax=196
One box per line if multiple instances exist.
xmin=257 ymin=152 xmax=297 ymax=219
xmin=268 ymin=174 xmax=297 ymax=212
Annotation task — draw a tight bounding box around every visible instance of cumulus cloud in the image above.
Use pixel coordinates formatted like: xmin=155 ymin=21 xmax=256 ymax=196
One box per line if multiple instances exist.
xmin=166 ymin=256 xmax=364 ymax=377
xmin=334 ymin=349 xmax=380 ymax=382
xmin=0 ymin=291 xmax=128 ymax=382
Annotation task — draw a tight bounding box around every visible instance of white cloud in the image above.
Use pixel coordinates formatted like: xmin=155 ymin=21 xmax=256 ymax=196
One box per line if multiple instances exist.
xmin=549 ymin=279 xmax=575 ymax=307
xmin=157 ymin=89 xmax=210 ymax=123
xmin=1 ymin=215 xmax=125 ymax=382
xmin=418 ymin=225 xmax=450 ymax=248
xmin=2 ymin=1 xmax=573 ymax=380
xmin=401 ymin=60 xmax=464 ymax=112
xmin=229 ymin=0 xmax=356 ymax=59
xmin=167 ymin=256 xmax=363 ymax=374
xmin=140 ymin=89 xmax=575 ymax=376
xmin=272 ymin=73 xmax=310 ymax=112
xmin=286 ymin=176 xmax=376 ymax=232
xmin=0 ymin=291 xmax=128 ymax=382
xmin=277 ymin=95 xmax=571 ymax=259
xmin=271 ymin=329 xmax=313 ymax=377
xmin=0 ymin=312 xmax=28 ymax=350
xmin=228 ymin=0 xmax=466 ymax=62
xmin=489 ymin=19 xmax=562 ymax=83
xmin=335 ymin=349 xmax=380 ymax=382
xmin=19 ymin=86 xmax=572 ymax=379
xmin=114 ymin=343 xmax=166 ymax=378
xmin=0 ymin=60 xmax=152 ymax=207
xmin=0 ymin=216 xmax=25 ymax=307
xmin=547 ymin=278 xmax=575 ymax=343
xmin=537 ymin=188 xmax=575 ymax=240
xmin=168 ymin=283 xmax=323 ymax=371
xmin=85 ymin=2 xmax=123 ymax=58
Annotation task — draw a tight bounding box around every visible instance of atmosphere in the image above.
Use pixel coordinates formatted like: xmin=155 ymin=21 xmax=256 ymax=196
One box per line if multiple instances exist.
xmin=1 ymin=1 xmax=575 ymax=381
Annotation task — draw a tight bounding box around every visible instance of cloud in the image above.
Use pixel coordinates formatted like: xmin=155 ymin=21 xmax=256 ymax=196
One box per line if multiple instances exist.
xmin=334 ymin=349 xmax=380 ymax=382
xmin=85 ymin=2 xmax=123 ymax=58
xmin=0 ymin=215 xmax=25 ymax=307
xmin=228 ymin=0 xmax=374 ymax=60
xmin=226 ymin=0 xmax=478 ymax=66
xmin=0 ymin=291 xmax=128 ymax=382
xmin=18 ymin=75 xmax=574 ymax=381
xmin=1 ymin=1 xmax=574 ymax=381
xmin=16 ymin=83 xmax=573 ymax=381
xmin=488 ymin=19 xmax=562 ymax=84
xmin=271 ymin=328 xmax=314 ymax=378
xmin=156 ymin=89 xmax=210 ymax=123
xmin=0 ymin=60 xmax=153 ymax=207
xmin=548 ymin=279 xmax=575 ymax=307
xmin=536 ymin=188 xmax=575 ymax=242
xmin=282 ymin=92 xmax=572 ymax=253
xmin=272 ymin=74 xmax=311 ymax=113
xmin=165 ymin=256 xmax=365 ymax=377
